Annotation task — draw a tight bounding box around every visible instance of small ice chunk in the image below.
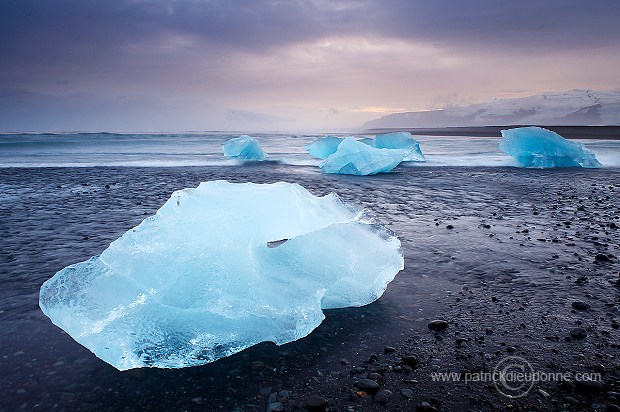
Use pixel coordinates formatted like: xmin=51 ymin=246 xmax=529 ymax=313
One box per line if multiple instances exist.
xmin=305 ymin=135 xmax=344 ymax=159
xmin=499 ymin=127 xmax=601 ymax=168
xmin=39 ymin=181 xmax=403 ymax=370
xmin=223 ymin=135 xmax=267 ymax=161
xmin=371 ymin=132 xmax=425 ymax=162
xmin=320 ymin=137 xmax=406 ymax=175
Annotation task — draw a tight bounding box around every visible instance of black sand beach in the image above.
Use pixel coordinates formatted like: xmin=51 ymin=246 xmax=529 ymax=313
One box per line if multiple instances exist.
xmin=1 ymin=164 xmax=619 ymax=411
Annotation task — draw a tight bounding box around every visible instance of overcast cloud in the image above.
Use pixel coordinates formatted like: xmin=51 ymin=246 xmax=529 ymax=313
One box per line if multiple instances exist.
xmin=1 ymin=0 xmax=619 ymax=131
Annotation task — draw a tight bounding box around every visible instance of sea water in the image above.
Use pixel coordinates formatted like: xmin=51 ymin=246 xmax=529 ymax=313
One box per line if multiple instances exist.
xmin=2 ymin=132 xmax=619 ymax=168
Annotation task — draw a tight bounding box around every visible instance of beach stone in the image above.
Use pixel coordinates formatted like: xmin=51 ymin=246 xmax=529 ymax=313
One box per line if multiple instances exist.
xmin=570 ymin=327 xmax=588 ymax=340
xmin=267 ymin=402 xmax=284 ymax=412
xmin=446 ymin=225 xmax=454 ymax=229
xmin=428 ymin=320 xmax=448 ymax=331
xmin=366 ymin=354 xmax=379 ymax=363
xmin=571 ymin=301 xmax=590 ymax=310
xmin=606 ymin=404 xmax=620 ymax=412
xmin=356 ymin=379 xmax=380 ymax=393
xmin=575 ymin=378 xmax=603 ymax=393
xmin=417 ymin=401 xmax=438 ymax=412
xmin=374 ymin=389 xmax=392 ymax=405
xmin=367 ymin=372 xmax=381 ymax=381
xmin=306 ymin=395 xmax=327 ymax=411
xmin=400 ymin=388 xmax=414 ymax=399
xmin=383 ymin=346 xmax=396 ymax=354
xmin=401 ymin=355 xmax=418 ymax=367
xmin=595 ymin=253 xmax=611 ymax=262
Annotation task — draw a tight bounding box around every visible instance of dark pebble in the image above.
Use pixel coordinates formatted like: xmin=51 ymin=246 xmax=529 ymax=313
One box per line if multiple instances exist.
xmin=571 ymin=301 xmax=590 ymax=310
xmin=366 ymin=354 xmax=379 ymax=363
xmin=417 ymin=401 xmax=438 ymax=412
xmin=374 ymin=389 xmax=393 ymax=405
xmin=356 ymin=379 xmax=380 ymax=393
xmin=575 ymin=378 xmax=603 ymax=393
xmin=428 ymin=320 xmax=448 ymax=331
xmin=267 ymin=402 xmax=284 ymax=412
xmin=570 ymin=327 xmax=588 ymax=340
xmin=595 ymin=253 xmax=611 ymax=262
xmin=383 ymin=346 xmax=396 ymax=354
xmin=400 ymin=388 xmax=414 ymax=399
xmin=367 ymin=372 xmax=381 ymax=381
xmin=446 ymin=225 xmax=454 ymax=229
xmin=306 ymin=395 xmax=327 ymax=411
xmin=565 ymin=396 xmax=579 ymax=404
xmin=607 ymin=404 xmax=620 ymax=412
xmin=401 ymin=355 xmax=418 ymax=367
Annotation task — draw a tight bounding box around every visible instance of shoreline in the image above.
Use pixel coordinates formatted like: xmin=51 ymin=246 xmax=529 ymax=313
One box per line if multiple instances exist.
xmin=1 ymin=165 xmax=619 ymax=411
xmin=365 ymin=125 xmax=620 ymax=140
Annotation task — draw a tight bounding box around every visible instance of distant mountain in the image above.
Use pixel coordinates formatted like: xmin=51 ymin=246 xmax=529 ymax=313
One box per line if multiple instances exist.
xmin=362 ymin=90 xmax=620 ymax=130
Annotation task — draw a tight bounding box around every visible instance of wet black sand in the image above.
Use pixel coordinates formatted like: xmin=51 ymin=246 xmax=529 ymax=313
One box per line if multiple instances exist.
xmin=1 ymin=164 xmax=619 ymax=411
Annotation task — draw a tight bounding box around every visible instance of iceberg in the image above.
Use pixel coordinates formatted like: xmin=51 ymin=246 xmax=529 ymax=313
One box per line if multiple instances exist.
xmin=499 ymin=127 xmax=602 ymax=168
xmin=372 ymin=132 xmax=425 ymax=162
xmin=320 ymin=137 xmax=406 ymax=175
xmin=39 ymin=181 xmax=403 ymax=370
xmin=305 ymin=135 xmax=344 ymax=159
xmin=223 ymin=135 xmax=267 ymax=161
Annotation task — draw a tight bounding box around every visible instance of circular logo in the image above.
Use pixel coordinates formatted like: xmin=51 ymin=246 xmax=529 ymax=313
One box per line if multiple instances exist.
xmin=493 ymin=356 xmax=535 ymax=398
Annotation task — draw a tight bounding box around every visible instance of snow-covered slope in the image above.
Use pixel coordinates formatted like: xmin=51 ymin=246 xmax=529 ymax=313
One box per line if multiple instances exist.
xmin=362 ymin=90 xmax=620 ymax=129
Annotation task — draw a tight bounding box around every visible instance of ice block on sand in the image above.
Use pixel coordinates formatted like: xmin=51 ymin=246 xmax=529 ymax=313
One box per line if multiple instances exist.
xmin=39 ymin=181 xmax=403 ymax=370
xmin=305 ymin=135 xmax=344 ymax=159
xmin=320 ymin=137 xmax=406 ymax=175
xmin=365 ymin=132 xmax=425 ymax=162
xmin=223 ymin=135 xmax=267 ymax=161
xmin=499 ymin=127 xmax=601 ymax=168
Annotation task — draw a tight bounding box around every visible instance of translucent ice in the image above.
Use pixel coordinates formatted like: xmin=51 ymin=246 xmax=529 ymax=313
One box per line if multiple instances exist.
xmin=223 ymin=135 xmax=267 ymax=161
xmin=305 ymin=135 xmax=344 ymax=159
xmin=363 ymin=132 xmax=425 ymax=162
xmin=320 ymin=137 xmax=406 ymax=175
xmin=39 ymin=181 xmax=403 ymax=370
xmin=499 ymin=127 xmax=601 ymax=168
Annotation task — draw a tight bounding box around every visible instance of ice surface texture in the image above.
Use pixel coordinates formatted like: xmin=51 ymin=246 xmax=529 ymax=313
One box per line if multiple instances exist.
xmin=223 ymin=135 xmax=267 ymax=161
xmin=39 ymin=181 xmax=403 ymax=370
xmin=320 ymin=137 xmax=407 ymax=175
xmin=499 ymin=127 xmax=601 ymax=168
xmin=363 ymin=132 xmax=426 ymax=162
xmin=305 ymin=135 xmax=343 ymax=159
xmin=306 ymin=132 xmax=425 ymax=163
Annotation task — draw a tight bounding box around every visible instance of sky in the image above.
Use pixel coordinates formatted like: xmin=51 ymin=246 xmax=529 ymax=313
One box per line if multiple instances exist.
xmin=1 ymin=0 xmax=619 ymax=132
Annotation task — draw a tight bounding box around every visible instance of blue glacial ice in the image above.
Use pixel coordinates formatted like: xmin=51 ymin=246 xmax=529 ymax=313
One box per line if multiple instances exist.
xmin=39 ymin=181 xmax=403 ymax=370
xmin=499 ymin=127 xmax=601 ymax=168
xmin=305 ymin=135 xmax=344 ymax=159
xmin=320 ymin=137 xmax=406 ymax=175
xmin=223 ymin=135 xmax=267 ymax=161
xmin=363 ymin=132 xmax=426 ymax=162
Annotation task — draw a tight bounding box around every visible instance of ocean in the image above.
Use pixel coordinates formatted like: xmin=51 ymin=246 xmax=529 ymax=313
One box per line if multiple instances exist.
xmin=2 ymin=131 xmax=619 ymax=168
